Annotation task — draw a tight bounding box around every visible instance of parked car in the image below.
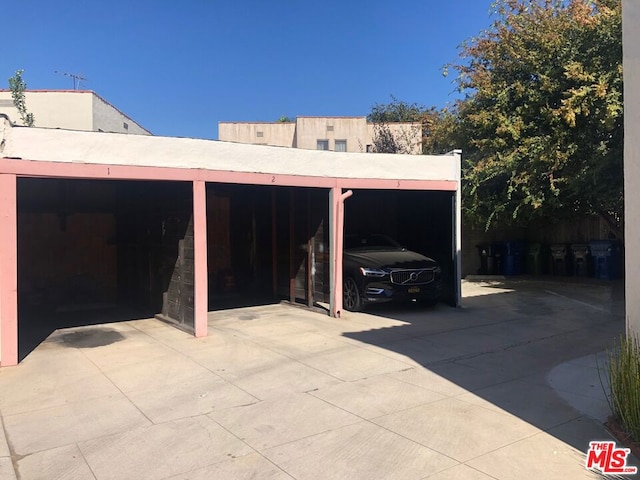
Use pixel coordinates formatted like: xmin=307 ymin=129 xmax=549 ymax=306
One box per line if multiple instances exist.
xmin=343 ymin=233 xmax=442 ymax=311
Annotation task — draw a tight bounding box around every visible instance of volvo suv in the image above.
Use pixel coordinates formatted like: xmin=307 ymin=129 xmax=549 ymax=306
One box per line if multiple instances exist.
xmin=343 ymin=233 xmax=442 ymax=312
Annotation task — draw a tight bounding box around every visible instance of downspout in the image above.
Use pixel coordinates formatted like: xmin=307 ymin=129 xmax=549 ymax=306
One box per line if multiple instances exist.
xmin=332 ymin=189 xmax=352 ymax=318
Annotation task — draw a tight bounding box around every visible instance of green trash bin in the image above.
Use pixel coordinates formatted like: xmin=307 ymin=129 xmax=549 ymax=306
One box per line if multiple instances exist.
xmin=526 ymin=243 xmax=545 ymax=275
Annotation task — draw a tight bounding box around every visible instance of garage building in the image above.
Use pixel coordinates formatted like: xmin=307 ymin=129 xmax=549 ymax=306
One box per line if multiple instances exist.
xmin=0 ymin=117 xmax=461 ymax=366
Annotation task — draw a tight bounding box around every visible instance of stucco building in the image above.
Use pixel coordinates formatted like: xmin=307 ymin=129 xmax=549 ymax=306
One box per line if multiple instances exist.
xmin=219 ymin=116 xmax=422 ymax=154
xmin=0 ymin=90 xmax=151 ymax=135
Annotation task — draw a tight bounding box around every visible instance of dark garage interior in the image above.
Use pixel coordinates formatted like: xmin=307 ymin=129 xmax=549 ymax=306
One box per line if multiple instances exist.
xmin=206 ymin=184 xmax=330 ymax=311
xmin=17 ymin=178 xmax=193 ymax=360
xmin=16 ymin=178 xmax=456 ymax=360
xmin=344 ymin=189 xmax=457 ymax=306
xmin=17 ymin=179 xmax=333 ymax=359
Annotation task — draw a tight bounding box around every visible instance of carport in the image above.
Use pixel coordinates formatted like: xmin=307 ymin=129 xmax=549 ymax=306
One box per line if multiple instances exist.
xmin=0 ymin=117 xmax=461 ymax=366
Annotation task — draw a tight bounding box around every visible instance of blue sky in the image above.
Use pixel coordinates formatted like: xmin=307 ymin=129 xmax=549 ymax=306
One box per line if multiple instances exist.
xmin=2 ymin=1 xmax=495 ymax=139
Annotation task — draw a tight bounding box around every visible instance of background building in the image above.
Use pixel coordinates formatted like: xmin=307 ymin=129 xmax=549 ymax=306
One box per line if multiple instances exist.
xmin=0 ymin=90 xmax=151 ymax=135
xmin=219 ymin=116 xmax=422 ymax=154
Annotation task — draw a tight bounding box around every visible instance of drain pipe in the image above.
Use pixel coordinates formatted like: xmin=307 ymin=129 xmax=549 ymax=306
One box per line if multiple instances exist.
xmin=332 ymin=189 xmax=353 ymax=318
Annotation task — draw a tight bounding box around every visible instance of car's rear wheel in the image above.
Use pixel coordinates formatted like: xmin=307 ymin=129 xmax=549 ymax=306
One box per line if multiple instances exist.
xmin=343 ymin=277 xmax=362 ymax=312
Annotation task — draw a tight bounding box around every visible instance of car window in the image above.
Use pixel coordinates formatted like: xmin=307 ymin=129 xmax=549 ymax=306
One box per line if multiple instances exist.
xmin=344 ymin=234 xmax=403 ymax=250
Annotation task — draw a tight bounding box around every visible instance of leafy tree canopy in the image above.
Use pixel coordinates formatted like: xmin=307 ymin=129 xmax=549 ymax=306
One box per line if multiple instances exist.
xmin=368 ymin=95 xmax=427 ymax=123
xmin=449 ymin=0 xmax=622 ymax=235
xmin=367 ymin=95 xmax=442 ymax=153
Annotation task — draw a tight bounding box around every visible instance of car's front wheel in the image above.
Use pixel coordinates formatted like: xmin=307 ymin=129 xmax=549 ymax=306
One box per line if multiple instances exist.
xmin=343 ymin=277 xmax=362 ymax=312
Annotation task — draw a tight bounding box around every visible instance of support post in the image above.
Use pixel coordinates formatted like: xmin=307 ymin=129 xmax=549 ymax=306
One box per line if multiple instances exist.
xmin=329 ymin=187 xmax=352 ymax=318
xmin=453 ymin=150 xmax=463 ymax=307
xmin=0 ymin=174 xmax=18 ymax=366
xmin=193 ymin=180 xmax=208 ymax=338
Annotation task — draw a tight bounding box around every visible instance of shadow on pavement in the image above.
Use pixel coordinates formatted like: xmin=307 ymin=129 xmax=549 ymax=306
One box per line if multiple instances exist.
xmin=344 ymin=278 xmax=627 ymax=460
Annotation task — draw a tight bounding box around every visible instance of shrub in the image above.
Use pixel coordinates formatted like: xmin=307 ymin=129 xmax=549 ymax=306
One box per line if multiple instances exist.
xmin=604 ymin=334 xmax=640 ymax=443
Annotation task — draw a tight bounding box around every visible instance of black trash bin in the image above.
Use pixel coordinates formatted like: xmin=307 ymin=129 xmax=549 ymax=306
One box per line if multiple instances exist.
xmin=503 ymin=241 xmax=525 ymax=275
xmin=570 ymin=243 xmax=591 ymax=277
xmin=589 ymin=240 xmax=623 ymax=280
xmin=476 ymin=243 xmax=504 ymax=275
xmin=490 ymin=242 xmax=505 ymax=275
xmin=476 ymin=244 xmax=491 ymax=275
xmin=550 ymin=244 xmax=572 ymax=276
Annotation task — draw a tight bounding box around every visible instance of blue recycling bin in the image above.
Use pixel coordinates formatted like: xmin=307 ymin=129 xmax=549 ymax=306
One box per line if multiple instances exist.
xmin=503 ymin=241 xmax=525 ymax=275
xmin=589 ymin=240 xmax=622 ymax=280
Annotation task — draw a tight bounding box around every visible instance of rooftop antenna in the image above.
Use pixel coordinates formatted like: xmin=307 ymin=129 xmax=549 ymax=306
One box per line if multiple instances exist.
xmin=54 ymin=71 xmax=87 ymax=90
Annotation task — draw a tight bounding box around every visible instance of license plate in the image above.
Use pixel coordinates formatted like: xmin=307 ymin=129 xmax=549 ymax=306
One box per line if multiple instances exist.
xmin=408 ymin=287 xmax=420 ymax=294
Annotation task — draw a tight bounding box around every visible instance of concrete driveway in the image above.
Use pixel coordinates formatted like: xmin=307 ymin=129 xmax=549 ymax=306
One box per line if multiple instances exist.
xmin=0 ymin=279 xmax=633 ymax=479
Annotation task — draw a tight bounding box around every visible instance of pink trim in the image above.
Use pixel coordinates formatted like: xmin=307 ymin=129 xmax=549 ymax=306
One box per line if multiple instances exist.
xmin=193 ymin=181 xmax=208 ymax=338
xmin=0 ymin=159 xmax=458 ymax=192
xmin=0 ymin=174 xmax=18 ymax=366
xmin=336 ymin=178 xmax=455 ymax=191
xmin=331 ymin=188 xmax=352 ymax=318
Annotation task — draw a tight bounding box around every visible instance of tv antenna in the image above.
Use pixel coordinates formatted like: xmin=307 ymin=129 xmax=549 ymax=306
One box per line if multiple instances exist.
xmin=54 ymin=71 xmax=87 ymax=90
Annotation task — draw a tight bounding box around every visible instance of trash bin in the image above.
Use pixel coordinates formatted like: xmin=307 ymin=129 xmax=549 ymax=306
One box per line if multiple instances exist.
xmin=503 ymin=241 xmax=525 ymax=275
xmin=589 ymin=240 xmax=623 ymax=280
xmin=570 ymin=243 xmax=591 ymax=277
xmin=550 ymin=244 xmax=572 ymax=276
xmin=491 ymin=242 xmax=505 ymax=275
xmin=525 ymin=243 xmax=545 ymax=275
xmin=476 ymin=243 xmax=504 ymax=275
xmin=476 ymin=244 xmax=489 ymax=275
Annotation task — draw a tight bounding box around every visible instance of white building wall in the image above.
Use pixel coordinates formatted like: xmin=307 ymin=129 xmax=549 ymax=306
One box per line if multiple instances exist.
xmin=218 ymin=122 xmax=295 ymax=147
xmin=295 ymin=117 xmax=370 ymax=152
xmin=624 ymin=1 xmax=640 ymax=337
xmin=0 ymin=91 xmax=92 ymax=130
xmin=0 ymin=91 xmax=150 ymax=135
xmin=219 ymin=117 xmax=422 ymax=154
xmin=92 ymin=94 xmax=150 ymax=135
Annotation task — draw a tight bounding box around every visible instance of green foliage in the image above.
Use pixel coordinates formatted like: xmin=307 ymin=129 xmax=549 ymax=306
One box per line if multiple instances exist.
xmin=8 ymin=69 xmax=35 ymax=127
xmin=368 ymin=95 xmax=440 ymax=154
xmin=276 ymin=115 xmax=293 ymax=123
xmin=368 ymin=95 xmax=427 ymax=123
xmin=604 ymin=334 xmax=640 ymax=443
xmin=449 ymin=0 xmax=623 ymax=234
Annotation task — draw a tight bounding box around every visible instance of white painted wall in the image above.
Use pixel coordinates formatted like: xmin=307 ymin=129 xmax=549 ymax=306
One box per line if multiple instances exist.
xmin=92 ymin=94 xmax=150 ymax=135
xmin=218 ymin=122 xmax=295 ymax=147
xmin=624 ymin=1 xmax=640 ymax=337
xmin=219 ymin=117 xmax=422 ymax=154
xmin=0 ymin=91 xmax=91 ymax=130
xmin=0 ymin=91 xmax=150 ymax=135
xmin=1 ymin=118 xmax=459 ymax=182
xmin=295 ymin=117 xmax=370 ymax=152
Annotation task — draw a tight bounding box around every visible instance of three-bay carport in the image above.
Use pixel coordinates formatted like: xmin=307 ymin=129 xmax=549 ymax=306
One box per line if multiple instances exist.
xmin=0 ymin=121 xmax=461 ymax=366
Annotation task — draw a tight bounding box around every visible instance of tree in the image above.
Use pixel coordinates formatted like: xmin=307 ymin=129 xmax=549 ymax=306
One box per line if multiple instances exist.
xmin=367 ymin=96 xmax=435 ymax=154
xmin=8 ymin=70 xmax=35 ymax=127
xmin=276 ymin=115 xmax=293 ymax=122
xmin=450 ymin=0 xmax=623 ymax=235
xmin=368 ymin=95 xmax=427 ymax=123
